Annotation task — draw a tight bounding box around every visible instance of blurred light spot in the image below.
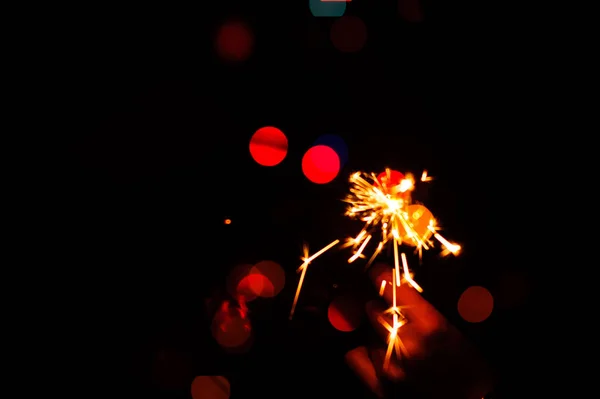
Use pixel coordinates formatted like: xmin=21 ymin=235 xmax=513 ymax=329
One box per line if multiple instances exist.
xmin=251 ymin=260 xmax=285 ymax=297
xmin=330 ymin=16 xmax=367 ymax=53
xmin=309 ymin=0 xmax=346 ymax=17
xmin=237 ymin=272 xmax=274 ymax=300
xmin=249 ymin=126 xmax=288 ymax=166
xmin=215 ymin=20 xmax=253 ymax=62
xmin=313 ymin=134 xmax=348 ymax=167
xmin=152 ymin=349 xmax=192 ymax=390
xmin=227 ymin=264 xmax=258 ymax=301
xmin=191 ymin=376 xmax=231 ymax=399
xmin=458 ymin=286 xmax=494 ymax=323
xmin=495 ymin=271 xmax=528 ymax=309
xmin=227 ymin=264 xmax=274 ymax=302
xmin=376 ymin=169 xmax=404 ymax=188
xmin=211 ymin=300 xmax=252 ymax=349
xmin=224 ymin=218 xmax=231 ymax=225
xmin=328 ymin=296 xmax=363 ymax=332
xmin=398 ymin=0 xmax=423 ymax=22
xmin=302 ymin=145 xmax=340 ymax=184
xmin=402 ymin=205 xmax=433 ymax=246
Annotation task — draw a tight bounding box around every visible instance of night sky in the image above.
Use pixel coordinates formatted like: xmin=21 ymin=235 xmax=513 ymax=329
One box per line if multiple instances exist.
xmin=62 ymin=2 xmax=537 ymax=398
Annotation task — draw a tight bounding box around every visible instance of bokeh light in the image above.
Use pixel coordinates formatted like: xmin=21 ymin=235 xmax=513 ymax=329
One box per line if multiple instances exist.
xmin=227 ymin=264 xmax=256 ymax=300
xmin=330 ymin=16 xmax=367 ymax=53
xmin=215 ymin=20 xmax=253 ymax=62
xmin=251 ymin=260 xmax=285 ymax=298
xmin=313 ymin=134 xmax=348 ymax=167
xmin=376 ymin=169 xmax=404 ymax=189
xmin=224 ymin=218 xmax=231 ymax=225
xmin=309 ymin=0 xmax=346 ymax=17
xmin=328 ymin=296 xmax=363 ymax=332
xmin=237 ymin=272 xmax=274 ymax=300
xmin=211 ymin=300 xmax=252 ymax=350
xmin=399 ymin=0 xmax=423 ymax=22
xmin=402 ymin=205 xmax=434 ymax=246
xmin=249 ymin=126 xmax=288 ymax=166
xmin=191 ymin=376 xmax=231 ymax=399
xmin=458 ymin=286 xmax=494 ymax=323
xmin=227 ymin=264 xmax=273 ymax=302
xmin=302 ymin=145 xmax=340 ymax=184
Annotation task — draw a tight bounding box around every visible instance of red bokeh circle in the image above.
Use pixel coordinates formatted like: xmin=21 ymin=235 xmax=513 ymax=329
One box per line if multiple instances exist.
xmin=211 ymin=301 xmax=252 ymax=349
xmin=398 ymin=0 xmax=424 ymax=23
xmin=457 ymin=286 xmax=494 ymax=323
xmin=330 ymin=16 xmax=367 ymax=53
xmin=216 ymin=21 xmax=253 ymax=62
xmin=249 ymin=126 xmax=288 ymax=166
xmin=302 ymin=145 xmax=340 ymax=184
xmin=237 ymin=273 xmax=274 ymax=299
xmin=251 ymin=260 xmax=285 ymax=297
xmin=191 ymin=376 xmax=231 ymax=399
xmin=377 ymin=170 xmax=404 ymax=189
xmin=328 ymin=296 xmax=362 ymax=332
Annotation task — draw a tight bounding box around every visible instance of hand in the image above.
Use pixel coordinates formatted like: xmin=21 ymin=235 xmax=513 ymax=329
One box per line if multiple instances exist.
xmin=345 ymin=263 xmax=494 ymax=399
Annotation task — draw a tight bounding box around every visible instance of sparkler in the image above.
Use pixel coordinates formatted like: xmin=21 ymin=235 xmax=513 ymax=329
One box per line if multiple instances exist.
xmin=289 ymin=168 xmax=461 ymax=368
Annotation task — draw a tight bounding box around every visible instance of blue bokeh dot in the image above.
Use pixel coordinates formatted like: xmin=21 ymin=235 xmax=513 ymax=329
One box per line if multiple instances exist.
xmin=313 ymin=134 xmax=348 ymax=167
xmin=309 ymin=0 xmax=346 ymax=17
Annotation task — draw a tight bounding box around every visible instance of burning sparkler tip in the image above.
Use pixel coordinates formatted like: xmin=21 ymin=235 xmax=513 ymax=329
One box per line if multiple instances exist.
xmin=290 ymin=168 xmax=460 ymax=333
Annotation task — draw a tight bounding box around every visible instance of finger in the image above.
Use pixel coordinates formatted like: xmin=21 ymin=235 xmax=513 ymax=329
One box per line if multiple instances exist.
xmin=369 ymin=263 xmax=445 ymax=334
xmin=365 ymin=299 xmax=398 ymax=339
xmin=345 ymin=346 xmax=385 ymax=398
xmin=369 ymin=347 xmax=406 ymax=382
xmin=365 ymin=299 xmax=422 ymax=357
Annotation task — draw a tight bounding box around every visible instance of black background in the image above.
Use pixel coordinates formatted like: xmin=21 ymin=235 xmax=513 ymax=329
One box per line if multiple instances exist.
xmin=63 ymin=1 xmax=536 ymax=398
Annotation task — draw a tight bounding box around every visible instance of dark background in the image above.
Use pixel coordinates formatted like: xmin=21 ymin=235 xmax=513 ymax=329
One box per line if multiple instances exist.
xmin=64 ymin=1 xmax=535 ymax=398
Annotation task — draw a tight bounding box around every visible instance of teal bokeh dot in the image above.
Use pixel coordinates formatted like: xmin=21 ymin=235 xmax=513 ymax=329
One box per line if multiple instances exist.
xmin=309 ymin=0 xmax=346 ymax=17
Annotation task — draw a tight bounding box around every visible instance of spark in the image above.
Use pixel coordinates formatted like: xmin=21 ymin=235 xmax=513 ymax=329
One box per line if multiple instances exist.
xmin=342 ymin=169 xmax=460 ymax=269
xmin=289 ymin=239 xmax=340 ymax=320
xmin=421 ymin=170 xmax=433 ymax=182
xmin=289 ymin=169 xmax=460 ymax=369
xmin=379 ymin=269 xmax=408 ymax=369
